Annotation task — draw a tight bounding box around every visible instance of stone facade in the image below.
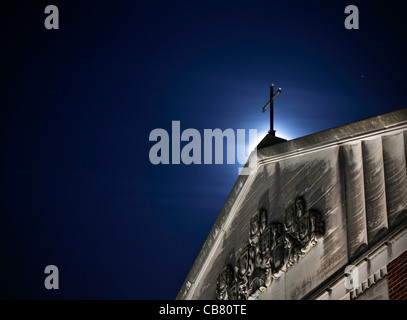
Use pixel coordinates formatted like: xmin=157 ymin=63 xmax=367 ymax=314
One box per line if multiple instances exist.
xmin=177 ymin=108 xmax=407 ymax=300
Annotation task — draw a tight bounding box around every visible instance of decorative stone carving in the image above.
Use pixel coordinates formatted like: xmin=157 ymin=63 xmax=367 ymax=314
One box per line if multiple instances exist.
xmin=216 ymin=197 xmax=325 ymax=300
xmin=270 ymin=223 xmax=285 ymax=277
xmin=235 ymin=248 xmax=249 ymax=300
xmin=216 ymin=265 xmax=234 ymax=300
xmin=248 ymin=209 xmax=269 ymax=299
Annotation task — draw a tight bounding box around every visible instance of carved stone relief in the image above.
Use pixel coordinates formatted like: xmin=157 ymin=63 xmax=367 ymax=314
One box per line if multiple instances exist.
xmin=216 ymin=197 xmax=325 ymax=300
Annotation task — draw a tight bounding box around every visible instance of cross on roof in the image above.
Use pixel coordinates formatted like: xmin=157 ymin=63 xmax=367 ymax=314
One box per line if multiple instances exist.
xmin=262 ymin=84 xmax=282 ymax=136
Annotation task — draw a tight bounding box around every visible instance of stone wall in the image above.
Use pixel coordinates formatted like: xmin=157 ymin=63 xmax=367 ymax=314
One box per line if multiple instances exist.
xmin=177 ymin=108 xmax=407 ymax=300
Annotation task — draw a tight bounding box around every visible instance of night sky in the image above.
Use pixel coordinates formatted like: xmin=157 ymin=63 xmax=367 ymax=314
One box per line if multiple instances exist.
xmin=1 ymin=1 xmax=406 ymax=299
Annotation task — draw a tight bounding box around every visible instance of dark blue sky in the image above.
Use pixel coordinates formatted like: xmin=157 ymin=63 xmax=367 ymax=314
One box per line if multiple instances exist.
xmin=0 ymin=1 xmax=406 ymax=299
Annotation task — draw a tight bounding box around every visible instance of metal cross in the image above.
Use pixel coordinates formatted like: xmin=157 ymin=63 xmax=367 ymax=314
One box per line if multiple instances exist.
xmin=262 ymin=84 xmax=282 ymax=136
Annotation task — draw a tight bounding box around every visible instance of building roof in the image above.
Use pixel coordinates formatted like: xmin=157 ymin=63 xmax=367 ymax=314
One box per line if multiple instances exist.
xmin=177 ymin=107 xmax=407 ymax=300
